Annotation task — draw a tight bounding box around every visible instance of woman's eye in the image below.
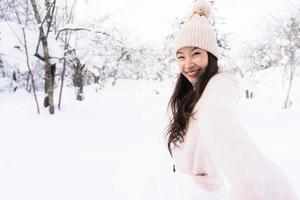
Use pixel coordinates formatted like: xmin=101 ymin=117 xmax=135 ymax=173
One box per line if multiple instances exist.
xmin=177 ymin=56 xmax=184 ymax=60
xmin=192 ymin=52 xmax=201 ymax=56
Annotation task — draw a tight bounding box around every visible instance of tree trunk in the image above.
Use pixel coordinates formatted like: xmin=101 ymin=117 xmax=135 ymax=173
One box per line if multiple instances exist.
xmin=30 ymin=0 xmax=55 ymax=114
xmin=22 ymin=27 xmax=40 ymax=114
xmin=74 ymin=63 xmax=84 ymax=101
xmin=112 ymin=48 xmax=127 ymax=86
xmin=283 ymin=64 xmax=296 ymax=109
xmin=283 ymin=36 xmax=296 ymax=109
xmin=58 ymin=57 xmax=66 ymax=110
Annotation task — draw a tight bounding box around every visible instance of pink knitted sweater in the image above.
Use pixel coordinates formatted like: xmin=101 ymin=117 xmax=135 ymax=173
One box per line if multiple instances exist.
xmin=172 ymin=70 xmax=297 ymax=199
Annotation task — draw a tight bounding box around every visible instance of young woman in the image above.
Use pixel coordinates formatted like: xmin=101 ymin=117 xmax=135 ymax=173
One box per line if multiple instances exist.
xmin=166 ymin=1 xmax=297 ymax=200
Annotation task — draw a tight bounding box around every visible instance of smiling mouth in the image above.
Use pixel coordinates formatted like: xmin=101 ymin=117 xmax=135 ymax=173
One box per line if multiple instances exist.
xmin=186 ymin=68 xmax=206 ymax=78
xmin=186 ymin=69 xmax=198 ymax=74
xmin=185 ymin=69 xmax=200 ymax=77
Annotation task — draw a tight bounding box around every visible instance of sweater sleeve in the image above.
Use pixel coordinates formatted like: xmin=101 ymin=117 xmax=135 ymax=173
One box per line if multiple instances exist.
xmin=194 ymin=72 xmax=297 ymax=200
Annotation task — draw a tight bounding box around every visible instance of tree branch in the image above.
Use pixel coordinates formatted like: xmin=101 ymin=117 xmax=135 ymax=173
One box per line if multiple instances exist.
xmin=55 ymin=27 xmax=122 ymax=44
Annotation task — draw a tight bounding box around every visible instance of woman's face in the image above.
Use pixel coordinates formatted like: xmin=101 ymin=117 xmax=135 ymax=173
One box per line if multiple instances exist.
xmin=176 ymin=47 xmax=208 ymax=85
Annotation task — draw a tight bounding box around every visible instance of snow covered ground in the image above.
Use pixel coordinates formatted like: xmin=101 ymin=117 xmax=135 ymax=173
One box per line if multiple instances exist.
xmin=0 ymin=79 xmax=299 ymax=200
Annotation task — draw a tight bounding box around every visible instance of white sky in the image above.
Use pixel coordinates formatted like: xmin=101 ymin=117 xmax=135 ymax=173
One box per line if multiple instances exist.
xmin=75 ymin=0 xmax=295 ymax=46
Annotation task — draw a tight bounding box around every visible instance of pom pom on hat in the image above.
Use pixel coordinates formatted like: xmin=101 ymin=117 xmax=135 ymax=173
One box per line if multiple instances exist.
xmin=192 ymin=1 xmax=211 ymax=19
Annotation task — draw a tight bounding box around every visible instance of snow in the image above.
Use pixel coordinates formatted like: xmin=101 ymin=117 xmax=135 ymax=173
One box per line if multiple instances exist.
xmin=0 ymin=78 xmax=299 ymax=200
xmin=0 ymin=77 xmax=13 ymax=92
xmin=0 ymin=21 xmax=63 ymax=73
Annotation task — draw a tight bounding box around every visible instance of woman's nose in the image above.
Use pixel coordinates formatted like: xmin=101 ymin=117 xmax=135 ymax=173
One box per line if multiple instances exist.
xmin=185 ymin=57 xmax=194 ymax=68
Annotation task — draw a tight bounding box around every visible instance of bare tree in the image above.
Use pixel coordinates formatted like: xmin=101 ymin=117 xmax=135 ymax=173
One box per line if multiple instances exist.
xmin=280 ymin=17 xmax=299 ymax=108
xmin=111 ymin=47 xmax=129 ymax=86
xmin=273 ymin=16 xmax=300 ymax=109
xmin=29 ymin=0 xmax=56 ymax=114
xmin=56 ymin=24 xmax=128 ymax=96
xmin=56 ymin=0 xmax=77 ymax=109
xmin=72 ymin=53 xmax=85 ymax=101
xmin=8 ymin=0 xmax=40 ymax=114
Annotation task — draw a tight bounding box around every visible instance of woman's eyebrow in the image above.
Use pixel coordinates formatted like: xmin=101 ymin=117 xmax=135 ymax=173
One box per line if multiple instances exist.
xmin=192 ymin=47 xmax=200 ymax=51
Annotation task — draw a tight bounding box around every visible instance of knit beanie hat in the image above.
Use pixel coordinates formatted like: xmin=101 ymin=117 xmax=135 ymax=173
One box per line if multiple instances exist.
xmin=175 ymin=0 xmax=220 ymax=59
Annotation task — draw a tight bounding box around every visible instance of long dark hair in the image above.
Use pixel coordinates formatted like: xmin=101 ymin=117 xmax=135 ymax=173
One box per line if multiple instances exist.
xmin=166 ymin=52 xmax=219 ymax=155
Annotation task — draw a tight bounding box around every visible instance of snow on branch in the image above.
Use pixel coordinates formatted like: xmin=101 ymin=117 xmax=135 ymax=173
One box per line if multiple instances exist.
xmin=55 ymin=27 xmax=122 ymax=44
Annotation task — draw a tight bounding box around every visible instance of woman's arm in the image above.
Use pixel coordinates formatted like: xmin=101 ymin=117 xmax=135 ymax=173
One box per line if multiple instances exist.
xmin=194 ymin=72 xmax=297 ymax=200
